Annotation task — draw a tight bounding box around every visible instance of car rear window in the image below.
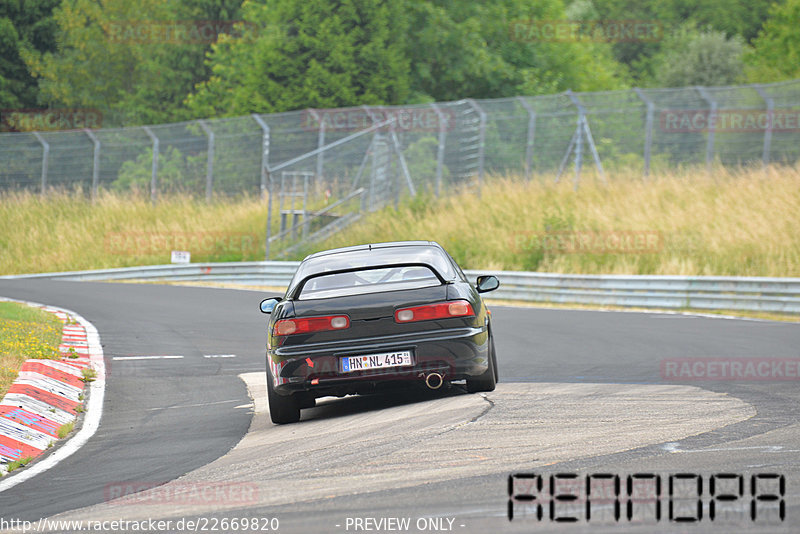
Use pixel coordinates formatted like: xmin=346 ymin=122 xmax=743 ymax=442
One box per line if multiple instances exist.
xmin=298 ymin=265 xmax=440 ymax=300
xmin=292 ymin=245 xmax=458 ymax=287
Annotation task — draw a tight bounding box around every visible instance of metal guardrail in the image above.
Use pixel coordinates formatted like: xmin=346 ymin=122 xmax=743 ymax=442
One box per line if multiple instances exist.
xmin=0 ymin=262 xmax=301 ymax=288
xmin=4 ymin=262 xmax=800 ymax=314
xmin=481 ymin=270 xmax=800 ymax=314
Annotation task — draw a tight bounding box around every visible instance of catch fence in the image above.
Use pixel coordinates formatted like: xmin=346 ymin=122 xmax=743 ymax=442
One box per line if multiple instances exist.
xmin=2 ymin=79 xmax=799 ymax=257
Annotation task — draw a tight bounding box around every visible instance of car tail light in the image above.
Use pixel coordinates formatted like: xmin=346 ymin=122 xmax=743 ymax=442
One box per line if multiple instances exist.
xmin=273 ymin=315 xmax=350 ymax=336
xmin=394 ymin=300 xmax=475 ymax=323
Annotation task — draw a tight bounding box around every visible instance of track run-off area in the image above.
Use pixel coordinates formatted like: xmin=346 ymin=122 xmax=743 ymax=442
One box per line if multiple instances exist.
xmin=0 ymin=279 xmax=798 ymax=533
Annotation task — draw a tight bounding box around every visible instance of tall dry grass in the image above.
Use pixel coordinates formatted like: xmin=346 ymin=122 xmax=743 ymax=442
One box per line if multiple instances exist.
xmin=1 ymin=165 xmax=798 ymax=276
xmin=317 ymin=165 xmax=800 ymax=276
xmin=0 ymin=191 xmax=268 ymax=275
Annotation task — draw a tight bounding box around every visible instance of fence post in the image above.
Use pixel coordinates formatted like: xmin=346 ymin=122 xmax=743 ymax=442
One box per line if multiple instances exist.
xmin=565 ymin=90 xmax=606 ymax=189
xmin=517 ymin=96 xmax=536 ymax=181
xmin=388 ymin=120 xmax=415 ymax=199
xmin=265 ymin=169 xmax=273 ymax=260
xmin=307 ymin=109 xmax=325 ymax=181
xmin=695 ymin=86 xmax=717 ymax=173
xmin=361 ymin=106 xmax=383 ymax=207
xmin=31 ymin=132 xmax=49 ymax=196
xmin=362 ymin=106 xmax=414 ymax=199
xmin=252 ymin=114 xmax=272 ymax=258
xmin=465 ymin=99 xmax=486 ymax=196
xmin=197 ymin=120 xmax=215 ymax=201
xmin=753 ymin=85 xmax=774 ymax=169
xmin=559 ymin=91 xmax=585 ymax=189
xmin=573 ymin=114 xmax=584 ymax=189
xmin=633 ymin=88 xmax=654 ymax=179
xmin=142 ymin=127 xmax=159 ymax=204
xmin=251 ymin=114 xmax=270 ymax=201
xmin=430 ymin=103 xmax=447 ymax=197
xmin=84 ymin=129 xmax=101 ymax=201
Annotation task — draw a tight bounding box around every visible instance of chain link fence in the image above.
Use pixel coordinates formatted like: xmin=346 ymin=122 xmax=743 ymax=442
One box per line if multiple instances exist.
xmin=2 ymin=79 xmax=799 ymax=257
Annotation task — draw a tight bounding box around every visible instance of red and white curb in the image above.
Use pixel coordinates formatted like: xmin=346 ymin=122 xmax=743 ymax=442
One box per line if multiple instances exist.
xmin=0 ymin=299 xmax=105 ymax=491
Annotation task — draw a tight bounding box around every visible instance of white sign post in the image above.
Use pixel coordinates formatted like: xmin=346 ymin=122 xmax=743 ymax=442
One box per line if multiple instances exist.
xmin=171 ymin=250 xmax=191 ymax=264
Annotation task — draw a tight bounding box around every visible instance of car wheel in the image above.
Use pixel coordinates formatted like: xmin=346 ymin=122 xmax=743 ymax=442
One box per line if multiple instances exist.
xmin=297 ymin=393 xmax=316 ymax=409
xmin=492 ymin=335 xmax=499 ymax=383
xmin=467 ymin=333 xmax=497 ymax=393
xmin=267 ymin=372 xmax=301 ymax=424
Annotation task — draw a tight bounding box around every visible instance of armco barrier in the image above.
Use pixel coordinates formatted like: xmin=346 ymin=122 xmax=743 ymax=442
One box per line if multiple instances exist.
xmin=4 ymin=262 xmax=800 ymax=314
xmin=2 ymin=262 xmax=300 ymax=288
xmin=481 ymin=271 xmax=800 ymax=314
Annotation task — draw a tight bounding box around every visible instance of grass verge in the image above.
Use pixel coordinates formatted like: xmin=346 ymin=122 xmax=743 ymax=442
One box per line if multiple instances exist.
xmin=0 ymin=302 xmax=63 ymax=398
xmin=57 ymin=421 xmax=75 ymax=439
xmin=6 ymin=456 xmax=34 ymax=473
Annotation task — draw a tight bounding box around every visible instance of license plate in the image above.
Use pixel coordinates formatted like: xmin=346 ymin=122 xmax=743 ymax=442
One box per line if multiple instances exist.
xmin=340 ymin=350 xmax=413 ymax=373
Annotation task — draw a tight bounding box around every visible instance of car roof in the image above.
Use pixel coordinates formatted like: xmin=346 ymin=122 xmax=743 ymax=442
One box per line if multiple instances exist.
xmin=302 ymin=241 xmax=439 ymax=260
xmin=290 ymin=241 xmax=458 ymax=289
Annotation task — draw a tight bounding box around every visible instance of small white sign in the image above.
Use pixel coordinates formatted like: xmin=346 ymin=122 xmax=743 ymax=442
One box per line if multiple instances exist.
xmin=171 ymin=250 xmax=191 ymax=264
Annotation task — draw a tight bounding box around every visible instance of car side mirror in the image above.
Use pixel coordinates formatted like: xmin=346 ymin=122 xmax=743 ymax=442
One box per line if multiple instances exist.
xmin=476 ymin=275 xmax=499 ymax=293
xmin=260 ymin=297 xmax=281 ymax=314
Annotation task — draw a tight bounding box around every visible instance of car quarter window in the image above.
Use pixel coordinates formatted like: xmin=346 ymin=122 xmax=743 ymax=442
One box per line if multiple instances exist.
xmin=445 ymin=251 xmax=468 ymax=281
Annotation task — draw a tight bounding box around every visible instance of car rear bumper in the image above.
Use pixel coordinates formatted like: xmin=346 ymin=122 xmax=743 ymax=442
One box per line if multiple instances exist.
xmin=267 ymin=325 xmax=489 ymax=396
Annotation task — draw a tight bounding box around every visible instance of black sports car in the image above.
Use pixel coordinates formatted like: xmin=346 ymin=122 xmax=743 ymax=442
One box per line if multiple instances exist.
xmin=259 ymin=241 xmax=500 ymax=424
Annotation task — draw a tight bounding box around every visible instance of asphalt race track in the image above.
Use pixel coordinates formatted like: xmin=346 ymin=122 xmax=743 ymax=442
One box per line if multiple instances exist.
xmin=1 ymin=279 xmax=799 ymax=533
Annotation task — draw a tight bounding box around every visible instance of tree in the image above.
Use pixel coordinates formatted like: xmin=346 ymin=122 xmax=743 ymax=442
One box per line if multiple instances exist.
xmin=22 ymin=0 xmax=244 ymax=125
xmin=0 ymin=0 xmax=59 ymax=109
xmin=119 ymin=0 xmax=245 ymax=123
xmin=649 ymin=25 xmax=747 ymax=87
xmin=186 ymin=0 xmax=411 ymax=116
xmin=587 ymin=0 xmax=774 ymax=85
xmin=746 ymin=0 xmax=800 ymax=82
xmin=404 ymin=0 xmax=628 ymax=101
xmin=188 ymin=0 xmax=629 ymax=115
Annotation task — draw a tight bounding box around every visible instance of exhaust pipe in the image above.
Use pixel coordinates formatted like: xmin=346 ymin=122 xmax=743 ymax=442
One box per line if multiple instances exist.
xmin=424 ymin=372 xmax=444 ymax=390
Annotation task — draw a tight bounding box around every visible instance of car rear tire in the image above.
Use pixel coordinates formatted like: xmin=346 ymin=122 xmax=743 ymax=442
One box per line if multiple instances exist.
xmin=297 ymin=393 xmax=316 ymax=409
xmin=467 ymin=333 xmax=497 ymax=393
xmin=267 ymin=373 xmax=301 ymax=424
xmin=492 ymin=335 xmax=499 ymax=383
